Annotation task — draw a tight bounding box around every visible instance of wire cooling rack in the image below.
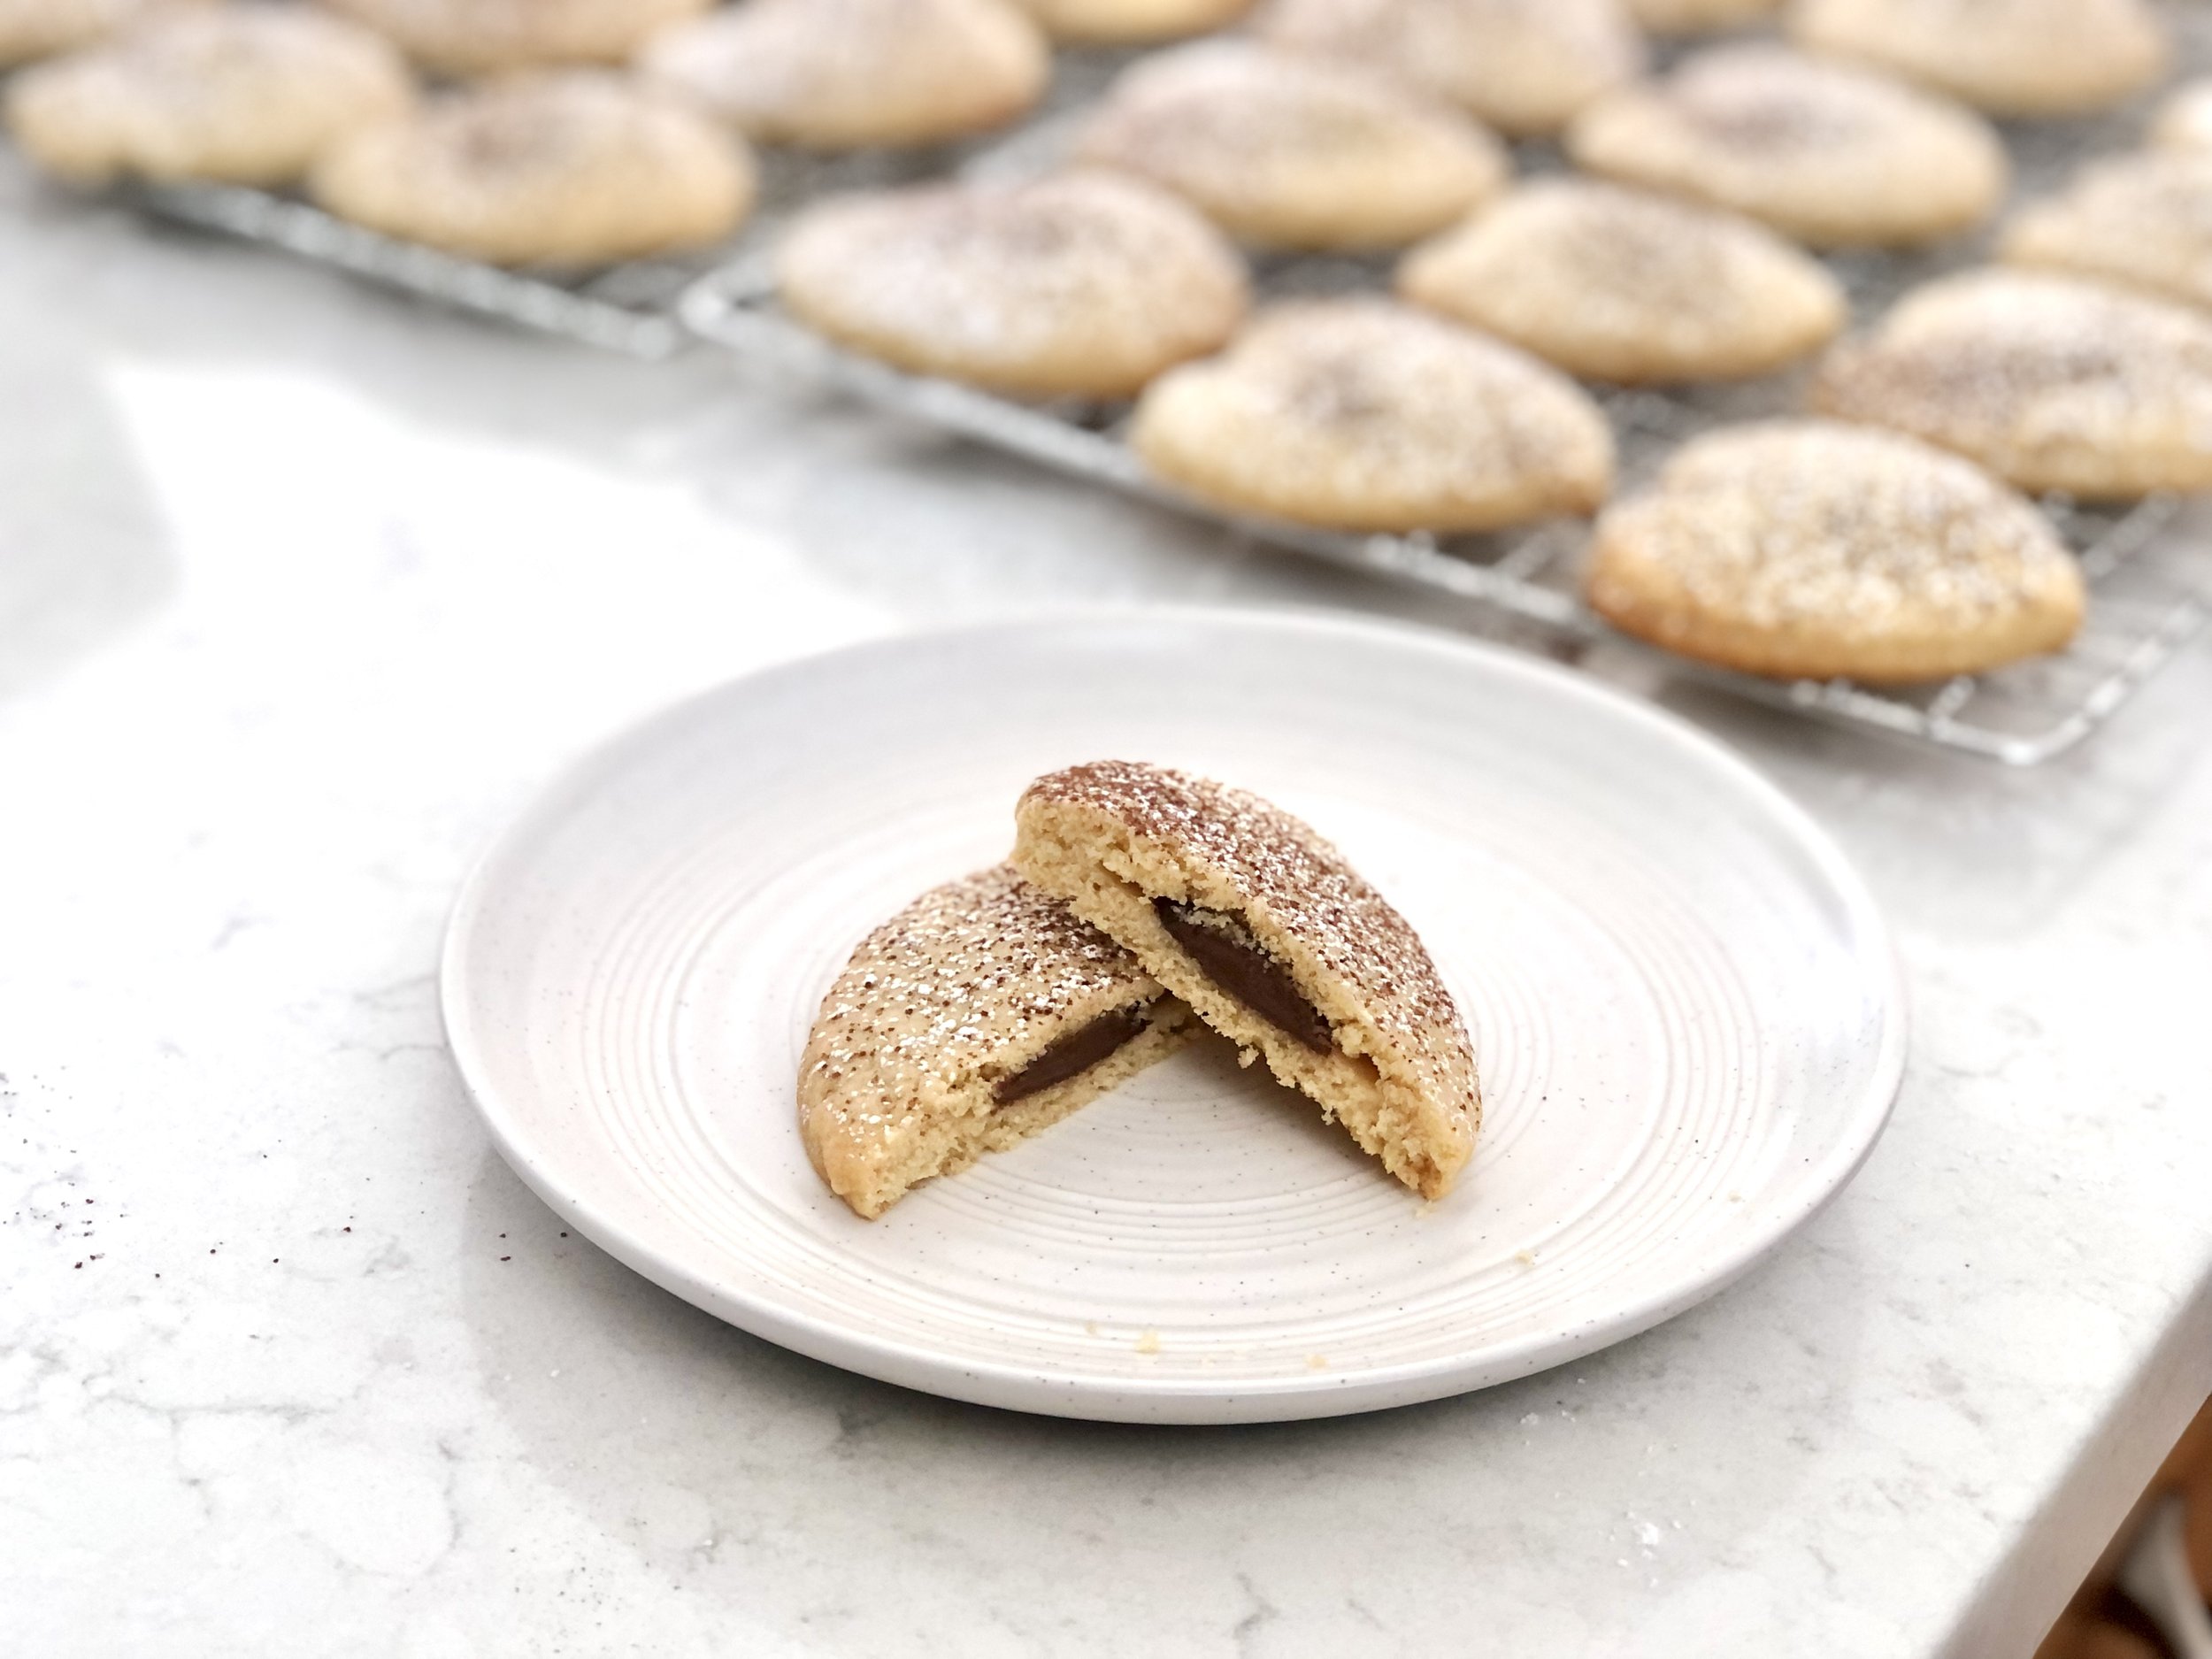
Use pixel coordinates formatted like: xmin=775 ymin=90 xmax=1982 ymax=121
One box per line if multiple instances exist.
xmin=116 ymin=35 xmax=2212 ymax=764
xmin=677 ymin=258 xmax=2208 ymax=766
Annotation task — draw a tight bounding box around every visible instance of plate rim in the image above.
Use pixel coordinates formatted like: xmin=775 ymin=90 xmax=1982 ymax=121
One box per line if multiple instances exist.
xmin=440 ymin=605 xmax=1909 ymax=1423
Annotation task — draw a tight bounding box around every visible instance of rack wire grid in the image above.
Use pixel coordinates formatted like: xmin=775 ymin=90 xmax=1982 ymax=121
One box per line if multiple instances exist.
xmin=120 ymin=36 xmax=2212 ymax=766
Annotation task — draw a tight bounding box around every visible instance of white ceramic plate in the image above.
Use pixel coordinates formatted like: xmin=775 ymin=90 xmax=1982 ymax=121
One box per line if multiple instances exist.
xmin=442 ymin=611 xmax=1906 ymax=1424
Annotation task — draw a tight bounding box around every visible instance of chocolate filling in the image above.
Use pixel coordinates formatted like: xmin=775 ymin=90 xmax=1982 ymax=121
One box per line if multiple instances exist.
xmin=992 ymin=1002 xmax=1152 ymax=1105
xmin=1153 ymin=898 xmax=1333 ymax=1053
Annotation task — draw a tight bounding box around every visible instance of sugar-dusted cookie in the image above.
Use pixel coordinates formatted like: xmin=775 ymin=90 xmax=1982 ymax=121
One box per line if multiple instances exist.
xmin=1012 ymin=761 xmax=1480 ymax=1202
xmin=5 ymin=6 xmax=410 ymax=187
xmin=1624 ymin=0 xmax=1774 ymax=34
xmin=1586 ymin=420 xmax=2085 ymax=682
xmin=311 ymin=71 xmax=754 ymax=267
xmin=800 ymin=865 xmax=1194 ymax=1218
xmin=0 ymin=0 xmax=205 ymax=67
xmin=776 ymin=172 xmax=1249 ymax=400
xmin=2154 ymin=80 xmax=2212 ymax=154
xmin=1811 ymin=269 xmax=2212 ymax=501
xmin=1073 ymin=41 xmax=1508 ymax=252
xmin=639 ymin=0 xmax=1047 ymax=152
xmin=2003 ymin=154 xmax=2212 ymax=317
xmin=319 ymin=0 xmax=708 ymax=74
xmin=1789 ymin=0 xmax=2167 ymax=118
xmin=1397 ymin=179 xmax=1845 ymax=384
xmin=1011 ymin=0 xmax=1251 ymax=43
xmin=1565 ymin=44 xmax=2006 ymax=249
xmin=1130 ymin=297 xmax=1614 ymax=532
xmin=1255 ymin=0 xmax=1643 ymax=138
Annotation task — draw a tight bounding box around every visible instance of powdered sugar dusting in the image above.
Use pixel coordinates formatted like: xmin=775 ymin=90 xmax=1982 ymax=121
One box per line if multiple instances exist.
xmin=1018 ymin=760 xmax=1478 ymax=1118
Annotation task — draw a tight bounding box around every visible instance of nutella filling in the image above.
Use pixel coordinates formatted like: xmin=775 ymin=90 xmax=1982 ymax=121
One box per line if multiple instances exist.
xmin=1153 ymin=897 xmax=1333 ymax=1053
xmin=992 ymin=1002 xmax=1152 ymax=1105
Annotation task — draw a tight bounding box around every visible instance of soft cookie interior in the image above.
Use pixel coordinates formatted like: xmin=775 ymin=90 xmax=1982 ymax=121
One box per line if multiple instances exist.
xmin=1014 ymin=805 xmax=1467 ymax=1200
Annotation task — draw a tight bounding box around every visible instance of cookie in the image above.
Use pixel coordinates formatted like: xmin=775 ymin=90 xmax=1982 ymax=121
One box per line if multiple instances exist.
xmin=1789 ymin=0 xmax=2167 ymax=118
xmin=1565 ymin=43 xmax=2007 ymax=249
xmin=319 ymin=0 xmax=708 ymax=75
xmin=1012 ymin=761 xmax=1480 ymax=1202
xmin=1011 ymin=0 xmax=1252 ymax=43
xmin=0 ymin=0 xmax=204 ymax=67
xmin=800 ymin=865 xmax=1195 ymax=1218
xmin=1073 ymin=40 xmax=1509 ymax=252
xmin=1586 ymin=420 xmax=2085 ymax=682
xmin=639 ymin=0 xmax=1048 ymax=152
xmin=1255 ymin=0 xmax=1643 ymax=139
xmin=2153 ymin=79 xmax=2212 ymax=154
xmin=1624 ymin=0 xmax=1774 ymax=34
xmin=1811 ymin=269 xmax=2212 ymax=501
xmin=1129 ymin=297 xmax=1614 ymax=532
xmin=1397 ymin=178 xmax=1846 ymax=384
xmin=2003 ymin=154 xmax=2212 ymax=317
xmin=775 ymin=172 xmax=1249 ymax=400
xmin=6 ymin=6 xmax=411 ymax=188
xmin=311 ymin=71 xmax=754 ymax=267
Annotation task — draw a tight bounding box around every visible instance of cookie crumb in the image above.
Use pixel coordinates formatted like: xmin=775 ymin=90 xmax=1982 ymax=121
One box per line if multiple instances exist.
xmin=1134 ymin=1329 xmax=1162 ymax=1355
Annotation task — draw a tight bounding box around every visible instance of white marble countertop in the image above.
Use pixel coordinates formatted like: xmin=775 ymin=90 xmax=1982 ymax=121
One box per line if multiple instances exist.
xmin=2 ymin=174 xmax=2208 ymax=1659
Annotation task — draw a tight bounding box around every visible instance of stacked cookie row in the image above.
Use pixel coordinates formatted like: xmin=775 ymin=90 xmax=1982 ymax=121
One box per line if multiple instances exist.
xmin=802 ymin=762 xmax=1481 ymax=1218
xmin=4 ymin=0 xmax=2208 ymax=687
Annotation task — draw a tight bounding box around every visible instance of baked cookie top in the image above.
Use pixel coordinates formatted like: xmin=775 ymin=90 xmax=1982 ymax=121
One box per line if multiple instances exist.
xmin=640 ymin=0 xmax=1048 ymax=152
xmin=1397 ymin=177 xmax=1846 ymax=384
xmin=0 ymin=0 xmax=204 ymax=68
xmin=1790 ymin=0 xmax=2168 ymax=117
xmin=320 ymin=0 xmax=710 ymax=74
xmin=799 ymin=864 xmax=1191 ymax=1216
xmin=1811 ymin=268 xmax=2212 ymax=501
xmin=804 ymin=865 xmax=1164 ymax=1108
xmin=1075 ymin=40 xmax=1508 ymax=252
xmin=1011 ymin=0 xmax=1253 ymax=43
xmin=311 ymin=70 xmax=754 ymax=267
xmin=1131 ymin=296 xmax=1614 ymax=533
xmin=775 ymin=171 xmax=1249 ymax=401
xmin=1565 ymin=43 xmax=2007 ymax=249
xmin=5 ymin=5 xmax=411 ymax=187
xmin=1014 ymin=760 xmax=1480 ymax=1186
xmin=2003 ymin=153 xmax=2212 ymax=316
xmin=1586 ymin=419 xmax=2085 ymax=683
xmin=1255 ymin=0 xmax=1644 ymax=138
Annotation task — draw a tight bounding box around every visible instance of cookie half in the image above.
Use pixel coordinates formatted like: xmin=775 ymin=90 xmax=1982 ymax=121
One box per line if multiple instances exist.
xmin=1013 ymin=762 xmax=1479 ymax=1201
xmin=1789 ymin=0 xmax=2167 ymax=118
xmin=801 ymin=865 xmax=1195 ymax=1218
xmin=1011 ymin=0 xmax=1252 ymax=42
xmin=0 ymin=0 xmax=205 ymax=67
xmin=1075 ymin=41 xmax=1508 ymax=252
xmin=639 ymin=0 xmax=1048 ymax=152
xmin=1586 ymin=419 xmax=2085 ymax=682
xmin=1565 ymin=43 xmax=2006 ymax=249
xmin=1398 ymin=178 xmax=1845 ymax=384
xmin=1811 ymin=268 xmax=2212 ymax=501
xmin=311 ymin=71 xmax=754 ymax=267
xmin=6 ymin=6 xmax=410 ymax=187
xmin=2003 ymin=154 xmax=2212 ymax=318
xmin=1255 ymin=0 xmax=1644 ymax=139
xmin=320 ymin=0 xmax=710 ymax=74
xmin=776 ymin=172 xmax=1249 ymax=400
xmin=1131 ymin=297 xmax=1614 ymax=532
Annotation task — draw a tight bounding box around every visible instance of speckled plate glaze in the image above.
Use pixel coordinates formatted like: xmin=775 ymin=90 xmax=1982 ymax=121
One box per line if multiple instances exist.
xmin=442 ymin=611 xmax=1906 ymax=1424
